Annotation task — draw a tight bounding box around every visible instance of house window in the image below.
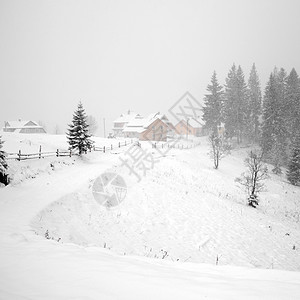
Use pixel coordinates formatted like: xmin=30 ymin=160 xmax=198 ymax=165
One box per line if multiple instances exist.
xmin=152 ymin=126 xmax=155 ymax=130
xmin=160 ymin=125 xmax=163 ymax=131
xmin=152 ymin=133 xmax=155 ymax=140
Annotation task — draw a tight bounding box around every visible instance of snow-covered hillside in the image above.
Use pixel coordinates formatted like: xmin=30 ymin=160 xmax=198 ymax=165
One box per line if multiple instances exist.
xmin=0 ymin=133 xmax=300 ymax=299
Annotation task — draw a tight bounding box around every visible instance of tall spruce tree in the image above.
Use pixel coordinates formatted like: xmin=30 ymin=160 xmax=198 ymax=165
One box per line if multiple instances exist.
xmin=247 ymin=63 xmax=262 ymax=143
xmin=224 ymin=64 xmax=248 ymax=144
xmin=286 ymin=68 xmax=300 ymax=140
xmin=0 ymin=136 xmax=8 ymax=185
xmin=261 ymin=69 xmax=289 ymax=173
xmin=202 ymin=71 xmax=223 ymax=135
xmin=261 ymin=73 xmax=276 ymax=154
xmin=236 ymin=65 xmax=249 ymax=143
xmin=272 ymin=68 xmax=289 ymax=172
xmin=67 ymin=102 xmax=93 ymax=155
xmin=287 ymin=130 xmax=300 ymax=186
xmin=224 ymin=64 xmax=238 ymax=139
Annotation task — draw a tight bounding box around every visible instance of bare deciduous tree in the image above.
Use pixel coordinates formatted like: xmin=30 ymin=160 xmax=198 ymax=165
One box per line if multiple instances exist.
xmin=209 ymin=133 xmax=226 ymax=169
xmin=235 ymin=150 xmax=268 ymax=208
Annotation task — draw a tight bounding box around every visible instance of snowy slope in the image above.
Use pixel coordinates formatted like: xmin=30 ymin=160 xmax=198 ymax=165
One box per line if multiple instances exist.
xmin=30 ymin=140 xmax=300 ymax=271
xmin=0 ymin=134 xmax=300 ymax=299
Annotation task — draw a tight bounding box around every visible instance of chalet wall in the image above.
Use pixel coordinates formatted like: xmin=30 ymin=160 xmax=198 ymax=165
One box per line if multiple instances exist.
xmin=139 ymin=118 xmax=168 ymax=142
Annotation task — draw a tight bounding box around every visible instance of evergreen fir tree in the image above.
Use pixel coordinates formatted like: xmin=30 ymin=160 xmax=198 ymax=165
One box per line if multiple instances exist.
xmin=223 ymin=64 xmax=248 ymax=144
xmin=236 ymin=65 xmax=249 ymax=143
xmin=261 ymin=69 xmax=289 ymax=173
xmin=286 ymin=68 xmax=300 ymax=140
xmin=224 ymin=64 xmax=238 ymax=139
xmin=261 ymin=73 xmax=276 ymax=154
xmin=247 ymin=63 xmax=262 ymax=143
xmin=202 ymin=71 xmax=223 ymax=135
xmin=272 ymin=68 xmax=289 ymax=172
xmin=287 ymin=131 xmax=300 ymax=186
xmin=0 ymin=136 xmax=8 ymax=185
xmin=67 ymin=102 xmax=93 ymax=155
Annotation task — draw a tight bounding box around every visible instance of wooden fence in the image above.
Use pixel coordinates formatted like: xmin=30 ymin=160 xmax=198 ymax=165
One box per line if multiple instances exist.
xmin=93 ymin=139 xmax=134 ymax=153
xmin=6 ymin=139 xmax=135 ymax=161
xmin=6 ymin=139 xmax=200 ymax=161
xmin=151 ymin=140 xmax=201 ymax=150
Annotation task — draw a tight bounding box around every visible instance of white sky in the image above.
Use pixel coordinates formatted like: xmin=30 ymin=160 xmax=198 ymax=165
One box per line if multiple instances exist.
xmin=1 ymin=0 xmax=300 ymax=136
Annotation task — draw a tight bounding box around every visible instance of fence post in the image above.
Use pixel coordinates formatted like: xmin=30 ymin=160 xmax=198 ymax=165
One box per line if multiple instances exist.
xmin=119 ymin=142 xmax=120 ymax=148
xmin=111 ymin=144 xmax=113 ymax=150
xmin=125 ymin=141 xmax=127 ymax=146
xmin=56 ymin=149 xmax=59 ymax=157
xmin=18 ymin=150 xmax=21 ymax=161
xmin=69 ymin=149 xmax=72 ymax=157
xmin=39 ymin=145 xmax=42 ymax=159
xmin=103 ymin=146 xmax=105 ymax=153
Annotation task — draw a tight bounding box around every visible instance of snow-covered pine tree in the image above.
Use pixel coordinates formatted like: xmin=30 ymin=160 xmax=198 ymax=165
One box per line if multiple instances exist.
xmin=287 ymin=130 xmax=300 ymax=186
xmin=236 ymin=65 xmax=249 ymax=143
xmin=223 ymin=64 xmax=248 ymax=144
xmin=247 ymin=63 xmax=262 ymax=143
xmin=202 ymin=71 xmax=223 ymax=135
xmin=261 ymin=73 xmax=276 ymax=154
xmin=67 ymin=102 xmax=93 ymax=155
xmin=272 ymin=68 xmax=289 ymax=173
xmin=261 ymin=69 xmax=289 ymax=173
xmin=286 ymin=68 xmax=300 ymax=140
xmin=224 ymin=64 xmax=238 ymax=139
xmin=0 ymin=136 xmax=8 ymax=185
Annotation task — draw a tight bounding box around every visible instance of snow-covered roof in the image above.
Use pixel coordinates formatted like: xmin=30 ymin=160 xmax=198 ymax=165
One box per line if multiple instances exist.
xmin=4 ymin=120 xmax=40 ymax=129
xmin=123 ymin=112 xmax=166 ymax=133
xmin=113 ymin=110 xmax=142 ymax=124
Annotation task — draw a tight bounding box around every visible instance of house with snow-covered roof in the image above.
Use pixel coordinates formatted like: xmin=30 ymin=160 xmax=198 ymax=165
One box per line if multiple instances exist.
xmin=123 ymin=112 xmax=173 ymax=141
xmin=112 ymin=110 xmax=143 ymax=137
xmin=3 ymin=120 xmax=46 ymax=134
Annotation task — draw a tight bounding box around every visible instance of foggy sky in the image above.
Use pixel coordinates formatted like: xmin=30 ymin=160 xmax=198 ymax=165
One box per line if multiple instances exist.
xmin=1 ymin=0 xmax=300 ymax=136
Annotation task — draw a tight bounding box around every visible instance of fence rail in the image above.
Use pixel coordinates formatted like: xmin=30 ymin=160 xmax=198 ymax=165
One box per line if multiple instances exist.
xmin=93 ymin=139 xmax=133 ymax=153
xmin=151 ymin=140 xmax=201 ymax=150
xmin=6 ymin=139 xmax=135 ymax=161
xmin=5 ymin=139 xmax=200 ymax=162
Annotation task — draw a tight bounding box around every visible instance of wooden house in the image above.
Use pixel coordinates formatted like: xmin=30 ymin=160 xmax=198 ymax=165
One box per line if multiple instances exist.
xmin=3 ymin=120 xmax=46 ymax=134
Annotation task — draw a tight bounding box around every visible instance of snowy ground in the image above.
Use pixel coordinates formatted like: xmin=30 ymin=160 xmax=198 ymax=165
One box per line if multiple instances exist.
xmin=0 ymin=133 xmax=300 ymax=299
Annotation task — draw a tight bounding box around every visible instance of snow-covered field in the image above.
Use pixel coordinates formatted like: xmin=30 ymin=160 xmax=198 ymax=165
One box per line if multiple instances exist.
xmin=0 ymin=132 xmax=132 ymax=154
xmin=0 ymin=133 xmax=300 ymax=299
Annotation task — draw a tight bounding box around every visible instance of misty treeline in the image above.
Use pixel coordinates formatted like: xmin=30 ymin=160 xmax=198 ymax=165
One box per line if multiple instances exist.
xmin=202 ymin=64 xmax=300 ymax=186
